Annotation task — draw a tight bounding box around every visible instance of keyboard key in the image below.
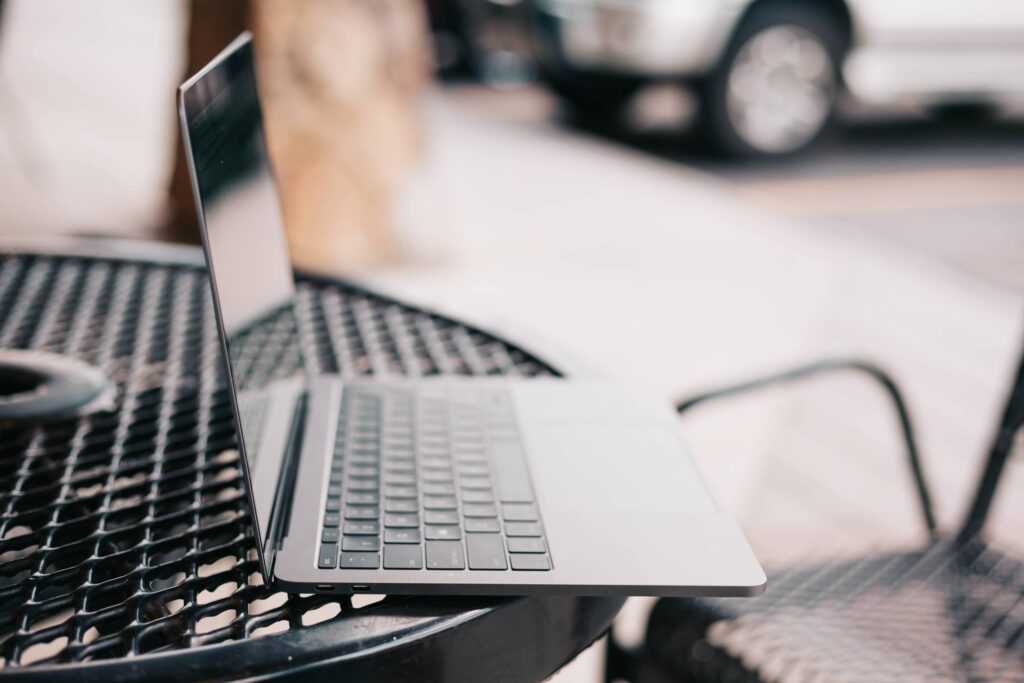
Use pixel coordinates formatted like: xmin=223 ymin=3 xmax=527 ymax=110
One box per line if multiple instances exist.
xmin=502 ymin=503 xmax=538 ymax=521
xmin=325 ymin=499 xmax=341 ymax=512
xmin=421 ymin=457 xmax=451 ymax=470
xmin=510 ymin=554 xmax=550 ymax=571
xmin=457 ymin=460 xmax=488 ymax=472
xmin=350 ymin=466 xmax=379 ymax=478
xmin=422 ymin=470 xmax=454 ymax=483
xmin=423 ymin=483 xmax=456 ymax=496
xmin=424 ymin=496 xmax=457 ymax=510
xmin=342 ymin=536 xmax=380 ymax=552
xmin=384 ymin=514 xmax=420 ymax=528
xmin=507 ymin=537 xmax=546 ymax=553
xmin=327 ymin=485 xmax=342 ymax=497
xmin=492 ymin=443 xmax=533 ymax=503
xmin=386 ymin=444 xmax=414 ymax=457
xmin=467 ymin=533 xmax=508 ymax=570
xmin=459 ymin=476 xmax=492 ymax=490
xmin=323 ymin=513 xmax=340 ymax=528
xmin=322 ymin=528 xmax=340 ymax=543
xmin=459 ymin=464 xmax=489 ymax=477
xmin=384 ymin=528 xmax=422 ymax=544
xmin=343 ymin=521 xmax=380 ymax=535
xmin=348 ymin=480 xmax=378 ymax=492
xmin=340 ymin=552 xmax=380 ymax=569
xmin=504 ymin=522 xmax=542 ymax=537
xmin=425 ymin=525 xmax=461 ymax=540
xmin=424 ymin=510 xmax=459 ymax=525
xmin=385 ymin=472 xmax=416 ymax=486
xmin=465 ymin=518 xmax=501 ymax=533
xmin=318 ymin=544 xmax=338 ymax=568
xmin=462 ymin=490 xmax=494 ymax=504
xmin=385 ymin=498 xmax=418 ymax=513
xmin=347 ymin=492 xmax=379 ymax=506
xmin=463 ymin=504 xmax=497 ymax=518
xmin=345 ymin=507 xmax=379 ymax=520
xmin=426 ymin=541 xmax=466 ymax=570
xmin=384 ymin=544 xmax=423 ymax=570
xmin=385 ymin=486 xmax=418 ymax=499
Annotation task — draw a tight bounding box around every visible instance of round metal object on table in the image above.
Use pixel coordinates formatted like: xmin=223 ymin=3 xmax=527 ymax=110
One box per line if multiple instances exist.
xmin=0 ymin=240 xmax=624 ymax=681
xmin=0 ymin=349 xmax=114 ymax=423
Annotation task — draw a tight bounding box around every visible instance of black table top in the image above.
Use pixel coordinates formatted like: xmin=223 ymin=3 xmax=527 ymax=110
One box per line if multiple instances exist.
xmin=0 ymin=239 xmax=623 ymax=681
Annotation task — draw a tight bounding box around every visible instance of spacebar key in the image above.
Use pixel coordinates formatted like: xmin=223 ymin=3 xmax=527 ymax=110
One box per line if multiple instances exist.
xmin=491 ymin=443 xmax=533 ymax=503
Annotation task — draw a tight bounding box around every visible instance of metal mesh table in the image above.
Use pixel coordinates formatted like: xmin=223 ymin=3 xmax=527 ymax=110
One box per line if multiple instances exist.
xmin=0 ymin=240 xmax=624 ymax=680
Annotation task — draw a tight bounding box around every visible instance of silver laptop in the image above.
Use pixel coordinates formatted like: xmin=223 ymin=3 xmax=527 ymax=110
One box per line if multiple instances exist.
xmin=178 ymin=33 xmax=764 ymax=597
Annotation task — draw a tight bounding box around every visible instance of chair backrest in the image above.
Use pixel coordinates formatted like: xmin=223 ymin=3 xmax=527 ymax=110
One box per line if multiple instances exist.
xmin=958 ymin=333 xmax=1024 ymax=542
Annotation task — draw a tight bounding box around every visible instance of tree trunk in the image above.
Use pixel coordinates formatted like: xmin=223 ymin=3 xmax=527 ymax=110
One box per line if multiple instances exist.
xmin=165 ymin=0 xmax=251 ymax=244
xmin=164 ymin=0 xmax=431 ymax=273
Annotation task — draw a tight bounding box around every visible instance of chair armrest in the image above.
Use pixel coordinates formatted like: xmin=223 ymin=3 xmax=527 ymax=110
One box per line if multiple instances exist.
xmin=675 ymin=358 xmax=937 ymax=539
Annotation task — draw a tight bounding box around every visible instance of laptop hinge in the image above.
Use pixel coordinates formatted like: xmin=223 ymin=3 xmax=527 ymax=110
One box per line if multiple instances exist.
xmin=264 ymin=390 xmax=308 ymax=572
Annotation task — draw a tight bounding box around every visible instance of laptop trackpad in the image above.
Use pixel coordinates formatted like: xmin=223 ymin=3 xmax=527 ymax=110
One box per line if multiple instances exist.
xmin=524 ymin=424 xmax=717 ymax=515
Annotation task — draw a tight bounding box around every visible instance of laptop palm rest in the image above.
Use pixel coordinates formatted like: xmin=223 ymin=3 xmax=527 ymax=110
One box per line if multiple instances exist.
xmin=522 ymin=422 xmax=716 ymax=515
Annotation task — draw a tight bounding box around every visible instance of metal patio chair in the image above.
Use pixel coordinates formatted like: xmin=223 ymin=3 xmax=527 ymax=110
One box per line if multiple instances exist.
xmin=606 ymin=349 xmax=1024 ymax=682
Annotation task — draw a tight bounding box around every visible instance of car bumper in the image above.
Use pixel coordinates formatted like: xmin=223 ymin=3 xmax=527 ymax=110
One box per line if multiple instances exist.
xmin=533 ymin=0 xmax=742 ymax=77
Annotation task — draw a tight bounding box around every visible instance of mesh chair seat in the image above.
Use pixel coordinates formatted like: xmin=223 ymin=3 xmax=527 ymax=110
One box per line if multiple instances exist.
xmin=614 ymin=352 xmax=1024 ymax=683
xmin=645 ymin=538 xmax=1024 ymax=682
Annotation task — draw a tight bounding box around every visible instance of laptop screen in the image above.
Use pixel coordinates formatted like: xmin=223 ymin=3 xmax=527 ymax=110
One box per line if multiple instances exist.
xmin=178 ymin=33 xmax=302 ymax=558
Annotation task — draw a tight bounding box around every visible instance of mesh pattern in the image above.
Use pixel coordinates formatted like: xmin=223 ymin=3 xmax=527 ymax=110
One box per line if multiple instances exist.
xmin=0 ymin=252 xmax=557 ymax=669
xmin=646 ymin=539 xmax=1024 ymax=683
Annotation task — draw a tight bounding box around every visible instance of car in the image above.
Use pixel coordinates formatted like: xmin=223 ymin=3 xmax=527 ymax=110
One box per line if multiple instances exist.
xmin=428 ymin=0 xmax=536 ymax=84
xmin=531 ymin=0 xmax=1024 ymax=156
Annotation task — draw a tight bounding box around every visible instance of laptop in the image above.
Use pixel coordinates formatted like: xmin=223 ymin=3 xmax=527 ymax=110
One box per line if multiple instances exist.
xmin=178 ymin=32 xmax=765 ymax=597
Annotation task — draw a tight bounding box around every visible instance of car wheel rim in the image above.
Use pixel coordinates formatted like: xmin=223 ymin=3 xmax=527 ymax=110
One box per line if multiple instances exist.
xmin=725 ymin=24 xmax=835 ymax=154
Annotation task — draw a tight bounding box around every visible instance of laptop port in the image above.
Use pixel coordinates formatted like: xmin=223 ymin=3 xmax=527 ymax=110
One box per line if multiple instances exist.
xmin=316 ymin=585 xmax=334 ymax=593
xmin=351 ymin=584 xmax=371 ymax=592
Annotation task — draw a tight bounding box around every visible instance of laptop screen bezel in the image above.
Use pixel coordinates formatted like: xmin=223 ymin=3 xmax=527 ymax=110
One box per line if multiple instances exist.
xmin=177 ymin=32 xmax=296 ymax=581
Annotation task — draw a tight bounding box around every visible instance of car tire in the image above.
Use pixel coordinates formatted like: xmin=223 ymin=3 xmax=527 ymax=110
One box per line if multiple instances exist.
xmin=928 ymin=102 xmax=998 ymax=124
xmin=698 ymin=0 xmax=847 ymax=158
xmin=542 ymin=70 xmax=641 ymax=126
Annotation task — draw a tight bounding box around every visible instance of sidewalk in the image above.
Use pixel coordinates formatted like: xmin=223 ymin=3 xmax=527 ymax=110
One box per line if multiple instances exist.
xmin=377 ymin=89 xmax=1023 ymax=548
xmin=366 ymin=88 xmax=1024 ymax=681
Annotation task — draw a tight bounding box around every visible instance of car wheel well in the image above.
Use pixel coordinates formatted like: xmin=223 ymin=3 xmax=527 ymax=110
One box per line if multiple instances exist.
xmin=738 ymin=0 xmax=853 ymax=54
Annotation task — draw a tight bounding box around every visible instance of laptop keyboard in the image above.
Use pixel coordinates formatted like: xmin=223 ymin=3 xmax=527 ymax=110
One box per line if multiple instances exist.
xmin=317 ymin=385 xmax=551 ymax=572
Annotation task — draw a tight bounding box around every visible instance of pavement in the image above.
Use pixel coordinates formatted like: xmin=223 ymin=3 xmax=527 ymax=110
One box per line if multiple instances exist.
xmin=369 ymin=85 xmax=1024 ymax=682
xmin=379 ymin=84 xmax=1024 ymax=547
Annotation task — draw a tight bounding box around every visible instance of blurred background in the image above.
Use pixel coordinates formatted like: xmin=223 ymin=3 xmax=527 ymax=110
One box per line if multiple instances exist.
xmin=0 ymin=1 xmax=1022 ymax=679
